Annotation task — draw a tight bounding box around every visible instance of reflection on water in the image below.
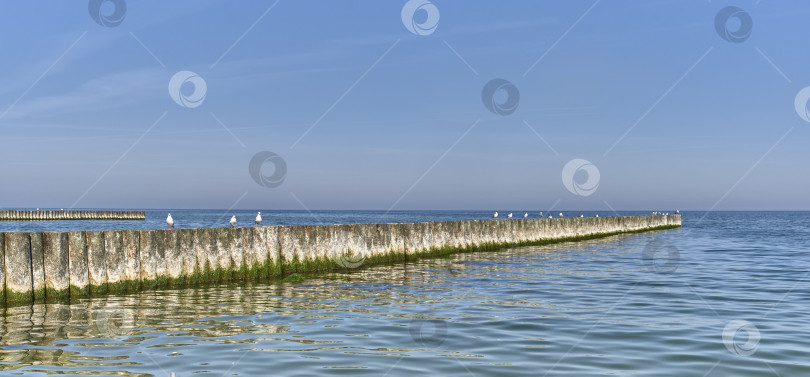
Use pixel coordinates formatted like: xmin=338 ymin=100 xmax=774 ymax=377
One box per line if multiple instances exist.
xmin=0 ymin=240 xmax=585 ymax=375
xmin=1 ymin=212 xmax=810 ymax=376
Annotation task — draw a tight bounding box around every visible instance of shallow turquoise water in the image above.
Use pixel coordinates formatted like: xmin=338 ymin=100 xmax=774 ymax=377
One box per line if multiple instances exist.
xmin=1 ymin=211 xmax=808 ymax=376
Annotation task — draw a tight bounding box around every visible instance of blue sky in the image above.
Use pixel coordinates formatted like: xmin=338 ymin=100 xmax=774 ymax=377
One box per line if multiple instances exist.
xmin=0 ymin=0 xmax=808 ymax=211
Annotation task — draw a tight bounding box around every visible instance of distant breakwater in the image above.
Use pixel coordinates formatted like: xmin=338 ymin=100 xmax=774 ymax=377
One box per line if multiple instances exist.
xmin=0 ymin=215 xmax=681 ymax=306
xmin=0 ymin=210 xmax=145 ymax=221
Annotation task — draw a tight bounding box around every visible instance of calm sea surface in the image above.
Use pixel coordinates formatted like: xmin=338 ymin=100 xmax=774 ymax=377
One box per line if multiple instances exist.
xmin=0 ymin=211 xmax=808 ymax=376
xmin=0 ymin=209 xmax=655 ymax=232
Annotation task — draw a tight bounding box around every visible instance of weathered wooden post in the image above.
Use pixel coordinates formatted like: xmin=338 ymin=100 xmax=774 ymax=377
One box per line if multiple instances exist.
xmin=86 ymin=231 xmax=107 ymax=295
xmin=104 ymin=230 xmax=125 ymax=293
xmin=44 ymin=232 xmax=70 ymax=299
xmin=30 ymin=232 xmax=46 ymax=303
xmin=122 ymin=230 xmax=140 ymax=292
xmin=68 ymin=231 xmax=89 ymax=297
xmin=229 ymin=227 xmax=245 ymax=280
xmin=138 ymin=230 xmax=157 ymax=290
xmin=215 ymin=228 xmax=231 ymax=281
xmin=4 ymin=233 xmax=33 ymax=304
xmin=179 ymin=229 xmax=196 ymax=284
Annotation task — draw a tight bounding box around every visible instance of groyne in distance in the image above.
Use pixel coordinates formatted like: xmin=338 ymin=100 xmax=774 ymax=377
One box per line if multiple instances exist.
xmin=0 ymin=215 xmax=681 ymax=306
xmin=0 ymin=210 xmax=145 ymax=221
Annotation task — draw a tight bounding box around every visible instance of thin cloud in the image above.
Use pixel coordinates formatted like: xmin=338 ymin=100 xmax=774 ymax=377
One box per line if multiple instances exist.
xmin=5 ymin=67 xmax=165 ymax=120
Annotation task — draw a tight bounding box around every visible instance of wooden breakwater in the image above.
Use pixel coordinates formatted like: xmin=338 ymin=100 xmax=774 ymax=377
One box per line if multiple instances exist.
xmin=0 ymin=215 xmax=680 ymax=306
xmin=0 ymin=210 xmax=145 ymax=221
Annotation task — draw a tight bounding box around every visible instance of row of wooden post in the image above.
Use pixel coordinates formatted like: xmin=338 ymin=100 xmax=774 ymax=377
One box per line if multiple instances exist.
xmin=0 ymin=210 xmax=145 ymax=221
xmin=0 ymin=215 xmax=681 ymax=306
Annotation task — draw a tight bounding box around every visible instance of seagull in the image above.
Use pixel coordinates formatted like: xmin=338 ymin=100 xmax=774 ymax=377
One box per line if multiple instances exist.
xmin=579 ymin=214 xmax=584 ymax=218
xmin=595 ymin=214 xmax=599 ymax=217
xmin=675 ymin=210 xmax=680 ymax=214
xmin=539 ymin=212 xmax=543 ymax=217
xmin=166 ymin=213 xmax=174 ymax=228
xmin=230 ymin=215 xmax=237 ymax=227
xmin=493 ymin=211 xmax=499 ymax=219
xmin=255 ymin=211 xmax=262 ymax=225
xmin=523 ymin=213 xmax=528 ymax=219
xmin=559 ymin=213 xmax=564 ymax=218
xmin=548 ymin=215 xmax=552 ymax=219
xmin=507 ymin=213 xmax=513 ymax=218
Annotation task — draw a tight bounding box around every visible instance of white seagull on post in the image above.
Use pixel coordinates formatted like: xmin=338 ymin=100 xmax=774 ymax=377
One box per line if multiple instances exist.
xmin=230 ymin=215 xmax=237 ymax=227
xmin=493 ymin=212 xmax=499 ymax=219
xmin=507 ymin=213 xmax=513 ymax=219
xmin=559 ymin=213 xmax=564 ymax=218
xmin=255 ymin=212 xmax=262 ymax=225
xmin=523 ymin=213 xmax=528 ymax=219
xmin=166 ymin=213 xmax=174 ymax=228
